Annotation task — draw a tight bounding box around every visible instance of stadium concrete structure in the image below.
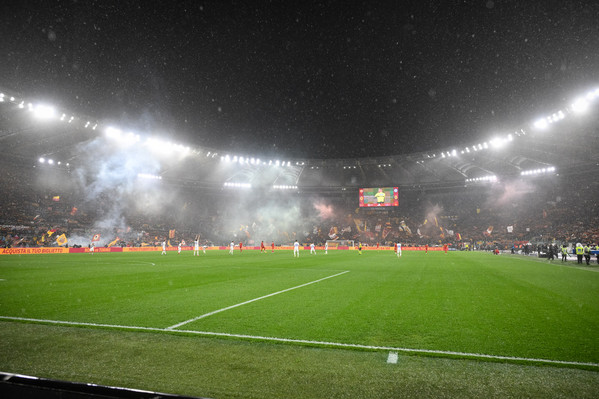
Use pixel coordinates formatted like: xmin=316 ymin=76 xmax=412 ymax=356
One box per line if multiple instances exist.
xmin=2 ymin=89 xmax=598 ymax=189
xmin=0 ymin=88 xmax=598 ymax=249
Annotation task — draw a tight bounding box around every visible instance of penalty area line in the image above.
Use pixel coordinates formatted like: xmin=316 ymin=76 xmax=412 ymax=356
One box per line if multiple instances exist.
xmin=1 ymin=315 xmax=598 ymax=369
xmin=166 ymin=270 xmax=350 ymax=330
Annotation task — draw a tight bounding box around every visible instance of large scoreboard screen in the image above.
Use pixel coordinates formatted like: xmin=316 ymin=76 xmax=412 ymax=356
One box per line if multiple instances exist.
xmin=359 ymin=187 xmax=399 ymax=207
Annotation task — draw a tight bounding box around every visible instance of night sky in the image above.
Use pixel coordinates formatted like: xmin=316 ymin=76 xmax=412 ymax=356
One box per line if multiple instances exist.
xmin=1 ymin=1 xmax=598 ymax=159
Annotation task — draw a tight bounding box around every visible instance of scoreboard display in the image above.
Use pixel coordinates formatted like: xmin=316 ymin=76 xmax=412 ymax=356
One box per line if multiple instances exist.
xmin=359 ymin=187 xmax=399 ymax=207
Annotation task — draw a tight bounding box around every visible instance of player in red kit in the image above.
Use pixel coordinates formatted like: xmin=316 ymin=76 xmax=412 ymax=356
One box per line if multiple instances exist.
xmin=443 ymin=244 xmax=448 ymax=254
xmin=425 ymin=244 xmax=429 ymax=254
xmin=271 ymin=242 xmax=275 ymax=253
xmin=239 ymin=242 xmax=243 ymax=252
xmin=260 ymin=241 xmax=266 ymax=253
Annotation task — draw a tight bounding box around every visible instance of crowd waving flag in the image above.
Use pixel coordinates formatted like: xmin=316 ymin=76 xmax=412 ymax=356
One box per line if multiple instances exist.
xmin=56 ymin=234 xmax=68 ymax=246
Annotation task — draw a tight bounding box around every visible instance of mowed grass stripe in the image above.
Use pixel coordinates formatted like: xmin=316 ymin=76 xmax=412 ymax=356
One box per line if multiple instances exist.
xmin=2 ymin=316 xmax=598 ymax=369
xmin=1 ymin=250 xmax=598 ymax=364
xmin=0 ymin=251 xmax=347 ymax=327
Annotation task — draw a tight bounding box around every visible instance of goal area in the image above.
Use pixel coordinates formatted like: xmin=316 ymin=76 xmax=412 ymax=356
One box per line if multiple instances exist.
xmin=326 ymin=240 xmax=354 ymax=249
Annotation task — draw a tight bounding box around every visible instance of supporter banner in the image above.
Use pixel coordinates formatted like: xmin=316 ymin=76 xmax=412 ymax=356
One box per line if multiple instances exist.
xmin=0 ymin=247 xmax=69 ymax=255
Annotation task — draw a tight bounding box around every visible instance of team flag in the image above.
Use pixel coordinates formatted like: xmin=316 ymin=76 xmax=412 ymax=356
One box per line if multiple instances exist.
xmin=47 ymin=229 xmax=57 ymax=237
xmin=328 ymin=226 xmax=338 ymax=239
xmin=169 ymin=229 xmax=176 ymax=239
xmin=91 ymin=233 xmax=101 ymax=242
xmin=52 ymin=196 xmax=60 ymax=202
xmin=456 ymin=233 xmax=462 ymax=241
xmin=56 ymin=234 xmax=68 ymax=246
xmin=107 ymin=237 xmax=120 ymax=247
xmin=70 ymin=207 xmax=78 ymax=215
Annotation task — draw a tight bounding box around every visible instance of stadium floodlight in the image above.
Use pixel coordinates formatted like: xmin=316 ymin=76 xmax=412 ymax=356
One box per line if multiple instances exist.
xmin=224 ymin=182 xmax=251 ymax=188
xmin=520 ymin=166 xmax=556 ymax=176
xmin=38 ymin=157 xmax=45 ymax=163
xmin=105 ymin=126 xmax=122 ymax=139
xmin=18 ymin=101 xmax=25 ymax=109
xmin=47 ymin=159 xmax=54 ymax=165
xmin=451 ymin=149 xmax=457 ymax=156
xmin=489 ymin=136 xmax=509 ymax=149
xmin=534 ymin=118 xmax=548 ymax=129
xmin=571 ymin=98 xmax=589 ymax=114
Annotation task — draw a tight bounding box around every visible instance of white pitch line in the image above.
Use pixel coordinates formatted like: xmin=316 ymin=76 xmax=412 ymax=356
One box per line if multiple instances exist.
xmin=166 ymin=270 xmax=350 ymax=330
xmin=1 ymin=315 xmax=598 ymax=369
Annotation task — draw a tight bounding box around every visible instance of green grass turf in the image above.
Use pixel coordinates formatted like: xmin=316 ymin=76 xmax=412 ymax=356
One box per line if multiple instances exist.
xmin=1 ymin=249 xmax=599 ymax=397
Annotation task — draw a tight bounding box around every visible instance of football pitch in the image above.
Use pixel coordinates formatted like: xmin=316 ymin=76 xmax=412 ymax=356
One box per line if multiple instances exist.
xmin=1 ymin=249 xmax=599 ymax=397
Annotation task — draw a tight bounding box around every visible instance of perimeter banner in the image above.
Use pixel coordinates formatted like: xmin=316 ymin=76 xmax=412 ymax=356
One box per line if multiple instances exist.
xmin=0 ymin=247 xmax=69 ymax=255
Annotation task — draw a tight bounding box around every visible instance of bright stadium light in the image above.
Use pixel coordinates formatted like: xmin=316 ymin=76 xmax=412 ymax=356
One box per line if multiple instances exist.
xmin=224 ymin=182 xmax=251 ymax=188
xmin=533 ymin=118 xmax=548 ymax=129
xmin=571 ymin=98 xmax=590 ymax=114
xmin=38 ymin=157 xmax=45 ymax=163
xmin=105 ymin=126 xmax=122 ymax=138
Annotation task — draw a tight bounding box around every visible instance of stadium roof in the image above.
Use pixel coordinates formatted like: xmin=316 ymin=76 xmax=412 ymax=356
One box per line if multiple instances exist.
xmin=1 ymin=87 xmax=598 ymax=191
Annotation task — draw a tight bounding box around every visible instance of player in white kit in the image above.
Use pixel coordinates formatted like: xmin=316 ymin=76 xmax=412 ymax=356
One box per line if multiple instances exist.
xmin=293 ymin=240 xmax=300 ymax=257
xmin=396 ymin=242 xmax=402 ymax=257
xmin=310 ymin=243 xmax=316 ymax=254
